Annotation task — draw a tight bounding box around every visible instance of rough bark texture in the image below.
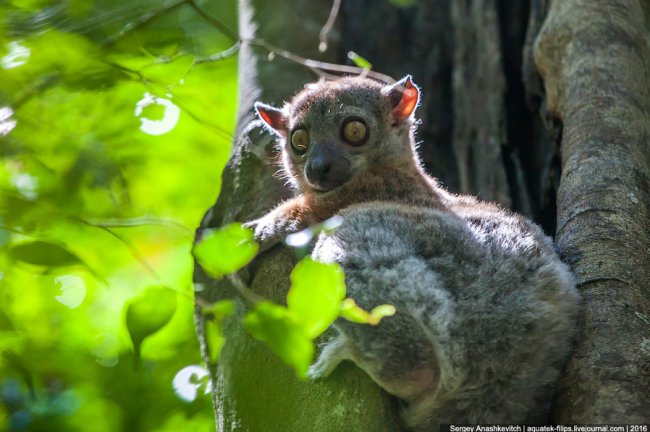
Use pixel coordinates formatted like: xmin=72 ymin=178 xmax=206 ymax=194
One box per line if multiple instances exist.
xmin=534 ymin=0 xmax=650 ymax=421
xmin=195 ymin=0 xmax=650 ymax=429
xmin=452 ymin=0 xmax=510 ymax=207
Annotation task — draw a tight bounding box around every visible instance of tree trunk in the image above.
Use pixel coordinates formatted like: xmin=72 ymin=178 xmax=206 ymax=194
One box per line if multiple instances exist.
xmin=195 ymin=0 xmax=650 ymax=429
xmin=534 ymin=0 xmax=650 ymax=421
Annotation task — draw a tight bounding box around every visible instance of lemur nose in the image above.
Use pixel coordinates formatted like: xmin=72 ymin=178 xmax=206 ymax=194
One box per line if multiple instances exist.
xmin=308 ymin=156 xmax=332 ymax=177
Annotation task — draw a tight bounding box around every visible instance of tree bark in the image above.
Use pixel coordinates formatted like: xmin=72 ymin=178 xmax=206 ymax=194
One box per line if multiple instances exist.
xmin=451 ymin=0 xmax=510 ymax=206
xmin=534 ymin=0 xmax=650 ymax=421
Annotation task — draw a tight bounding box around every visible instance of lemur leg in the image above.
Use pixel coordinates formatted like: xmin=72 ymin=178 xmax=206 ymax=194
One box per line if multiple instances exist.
xmin=308 ymin=336 xmax=353 ymax=379
xmin=311 ymin=312 xmax=441 ymax=405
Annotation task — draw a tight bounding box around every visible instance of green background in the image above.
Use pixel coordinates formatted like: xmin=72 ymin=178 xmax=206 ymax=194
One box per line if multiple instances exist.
xmin=0 ymin=0 xmax=238 ymax=430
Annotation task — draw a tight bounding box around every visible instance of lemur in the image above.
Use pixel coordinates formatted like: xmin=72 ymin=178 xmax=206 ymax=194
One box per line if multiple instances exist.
xmin=249 ymin=76 xmax=579 ymax=429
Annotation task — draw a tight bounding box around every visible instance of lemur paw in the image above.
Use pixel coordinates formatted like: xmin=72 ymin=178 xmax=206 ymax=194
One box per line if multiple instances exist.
xmin=243 ymin=218 xmax=283 ymax=253
xmin=308 ymin=337 xmax=350 ymax=380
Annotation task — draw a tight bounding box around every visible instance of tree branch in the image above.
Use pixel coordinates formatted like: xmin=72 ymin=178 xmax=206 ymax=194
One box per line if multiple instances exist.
xmin=319 ymin=0 xmax=341 ymax=53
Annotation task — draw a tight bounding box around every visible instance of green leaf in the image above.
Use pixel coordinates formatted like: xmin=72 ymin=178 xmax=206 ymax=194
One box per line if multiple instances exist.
xmin=347 ymin=51 xmax=372 ymax=70
xmin=340 ymin=298 xmax=371 ymax=324
xmin=193 ymin=223 xmax=259 ymax=279
xmin=203 ymin=300 xmax=235 ymax=363
xmin=369 ymin=304 xmax=397 ymax=324
xmin=287 ymin=257 xmax=346 ymax=338
xmin=340 ymin=298 xmax=396 ymax=325
xmin=243 ymin=302 xmax=313 ymax=379
xmin=9 ymin=240 xmax=82 ymax=267
xmin=125 ymin=286 xmax=177 ymax=365
xmin=203 ymin=299 xmax=236 ymax=317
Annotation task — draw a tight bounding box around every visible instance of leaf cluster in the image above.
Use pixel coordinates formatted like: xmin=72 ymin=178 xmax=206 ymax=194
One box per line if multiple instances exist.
xmin=193 ymin=223 xmax=395 ymax=379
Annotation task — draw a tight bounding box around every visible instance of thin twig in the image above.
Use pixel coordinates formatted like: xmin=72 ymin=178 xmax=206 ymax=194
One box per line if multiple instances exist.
xmin=319 ymin=0 xmax=341 ymax=53
xmin=108 ymin=61 xmax=150 ymax=83
xmin=249 ymin=39 xmax=395 ymax=83
xmin=179 ymin=41 xmax=241 ymax=83
xmin=227 ymin=272 xmax=264 ymax=305
xmin=102 ymin=0 xmax=189 ymax=46
xmin=0 ymin=190 xmax=179 ymax=283
xmin=576 ymin=277 xmax=631 ymax=288
xmin=90 ymin=223 xmax=163 ymax=281
xmin=82 ymin=217 xmax=193 ymax=237
xmin=186 ymin=0 xmax=238 ymax=41
xmin=170 ymin=96 xmax=234 ymax=142
xmin=193 ymin=41 xmax=241 ymax=65
xmin=140 ymin=51 xmax=192 ymax=71
xmin=185 ymin=0 xmax=395 ymax=83
xmin=194 ymin=293 xmax=214 ymax=309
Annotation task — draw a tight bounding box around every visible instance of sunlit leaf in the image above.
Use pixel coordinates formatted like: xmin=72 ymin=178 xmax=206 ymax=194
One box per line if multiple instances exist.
xmin=369 ymin=304 xmax=397 ymax=324
xmin=287 ymin=257 xmax=345 ymax=338
xmin=340 ymin=298 xmax=371 ymax=324
xmin=125 ymin=286 xmax=177 ymax=365
xmin=203 ymin=300 xmax=235 ymax=362
xmin=340 ymin=298 xmax=396 ymax=325
xmin=347 ymin=51 xmax=372 ymax=69
xmin=192 ymin=223 xmax=259 ymax=279
xmin=243 ymin=301 xmax=313 ymax=379
xmin=9 ymin=240 xmax=81 ymax=267
xmin=203 ymin=299 xmax=236 ymax=317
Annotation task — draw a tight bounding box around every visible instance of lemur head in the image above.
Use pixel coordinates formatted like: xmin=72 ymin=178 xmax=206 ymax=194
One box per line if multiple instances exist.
xmin=255 ymin=75 xmax=421 ymax=193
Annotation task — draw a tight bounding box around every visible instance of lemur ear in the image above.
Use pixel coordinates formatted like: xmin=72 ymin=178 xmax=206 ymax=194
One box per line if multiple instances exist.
xmin=382 ymin=75 xmax=420 ymax=121
xmin=254 ymin=102 xmax=288 ymax=136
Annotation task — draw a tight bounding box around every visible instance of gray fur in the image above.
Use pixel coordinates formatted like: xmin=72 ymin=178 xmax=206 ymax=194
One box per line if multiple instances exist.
xmin=311 ymin=201 xmax=579 ymax=429
xmin=250 ymin=76 xmax=580 ymax=429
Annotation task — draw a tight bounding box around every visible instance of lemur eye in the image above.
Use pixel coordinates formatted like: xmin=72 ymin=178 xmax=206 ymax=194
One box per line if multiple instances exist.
xmin=342 ymin=118 xmax=368 ymax=145
xmin=290 ymin=128 xmax=310 ymax=155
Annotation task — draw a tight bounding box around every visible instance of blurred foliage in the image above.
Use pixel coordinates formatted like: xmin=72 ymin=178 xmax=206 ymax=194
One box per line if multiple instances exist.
xmin=0 ymin=0 xmax=238 ymax=430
